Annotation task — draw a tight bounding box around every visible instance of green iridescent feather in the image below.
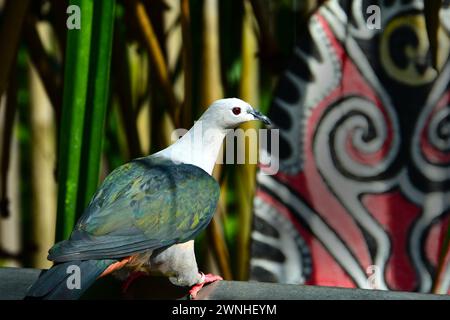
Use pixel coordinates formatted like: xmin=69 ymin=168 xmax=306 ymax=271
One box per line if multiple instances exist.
xmin=48 ymin=157 xmax=219 ymax=262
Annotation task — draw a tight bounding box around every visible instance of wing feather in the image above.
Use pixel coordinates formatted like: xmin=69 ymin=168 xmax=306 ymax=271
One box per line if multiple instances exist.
xmin=49 ymin=157 xmax=219 ymax=262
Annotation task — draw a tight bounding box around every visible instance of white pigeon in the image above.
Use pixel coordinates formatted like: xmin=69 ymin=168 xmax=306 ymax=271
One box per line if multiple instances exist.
xmin=26 ymin=98 xmax=271 ymax=300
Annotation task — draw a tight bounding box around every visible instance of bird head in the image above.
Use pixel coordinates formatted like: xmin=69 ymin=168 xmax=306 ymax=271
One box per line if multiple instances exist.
xmin=202 ymin=98 xmax=272 ymax=129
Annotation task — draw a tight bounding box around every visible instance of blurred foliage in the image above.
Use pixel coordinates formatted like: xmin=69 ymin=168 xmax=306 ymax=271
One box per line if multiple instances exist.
xmin=0 ymin=0 xmax=309 ymax=280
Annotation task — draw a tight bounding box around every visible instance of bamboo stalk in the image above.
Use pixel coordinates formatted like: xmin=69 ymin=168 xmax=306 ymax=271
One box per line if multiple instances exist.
xmin=29 ymin=53 xmax=57 ymax=269
xmin=249 ymin=0 xmax=279 ymax=65
xmin=55 ymin=0 xmax=94 ymax=241
xmin=200 ymin=0 xmax=224 ymax=108
xmin=23 ymin=15 xmax=62 ymax=124
xmin=147 ymin=0 xmax=178 ymax=152
xmin=236 ymin=0 xmax=260 ymax=281
xmin=48 ymin=0 xmax=68 ymax=58
xmin=129 ymin=0 xmax=180 ymax=126
xmin=134 ymin=49 xmax=151 ymax=155
xmin=112 ymin=24 xmax=143 ymax=159
xmin=432 ymin=240 xmax=450 ymax=294
xmin=0 ymin=0 xmax=30 ymax=97
xmin=163 ymin=0 xmax=183 ymax=95
xmin=424 ymin=0 xmax=441 ymax=70
xmin=0 ymin=69 xmax=17 ymax=219
xmin=77 ymin=0 xmax=116 ymax=210
xmin=207 ymin=179 xmax=233 ymax=280
xmin=0 ymin=92 xmax=21 ymax=267
xmin=198 ymin=0 xmax=233 ymax=280
xmin=180 ymin=0 xmax=193 ymax=128
xmin=146 ymin=0 xmax=178 ymax=152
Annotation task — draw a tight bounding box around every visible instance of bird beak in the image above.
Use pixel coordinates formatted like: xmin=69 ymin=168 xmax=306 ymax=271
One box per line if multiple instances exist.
xmin=249 ymin=109 xmax=272 ymax=126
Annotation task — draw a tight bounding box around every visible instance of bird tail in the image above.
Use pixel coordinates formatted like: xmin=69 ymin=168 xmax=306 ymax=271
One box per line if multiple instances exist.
xmin=25 ymin=260 xmax=115 ymax=300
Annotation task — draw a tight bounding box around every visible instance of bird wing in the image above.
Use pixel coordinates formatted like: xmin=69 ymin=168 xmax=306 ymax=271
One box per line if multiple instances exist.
xmin=48 ymin=157 xmax=220 ymax=262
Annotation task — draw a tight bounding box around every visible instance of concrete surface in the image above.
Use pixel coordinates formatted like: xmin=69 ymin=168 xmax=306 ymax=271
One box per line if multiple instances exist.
xmin=0 ymin=267 xmax=448 ymax=300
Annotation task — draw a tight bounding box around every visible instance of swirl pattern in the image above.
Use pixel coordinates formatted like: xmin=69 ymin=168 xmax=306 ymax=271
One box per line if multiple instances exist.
xmin=251 ymin=0 xmax=450 ymax=293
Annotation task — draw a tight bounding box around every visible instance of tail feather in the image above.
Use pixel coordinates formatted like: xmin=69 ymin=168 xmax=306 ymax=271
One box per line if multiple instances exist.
xmin=25 ymin=260 xmax=115 ymax=300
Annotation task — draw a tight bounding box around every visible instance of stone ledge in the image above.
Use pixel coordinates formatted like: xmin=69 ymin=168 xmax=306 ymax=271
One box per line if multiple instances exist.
xmin=0 ymin=267 xmax=448 ymax=300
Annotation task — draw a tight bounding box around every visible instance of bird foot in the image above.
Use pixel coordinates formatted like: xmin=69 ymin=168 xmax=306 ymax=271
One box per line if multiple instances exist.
xmin=122 ymin=271 xmax=147 ymax=293
xmin=189 ymin=273 xmax=223 ymax=299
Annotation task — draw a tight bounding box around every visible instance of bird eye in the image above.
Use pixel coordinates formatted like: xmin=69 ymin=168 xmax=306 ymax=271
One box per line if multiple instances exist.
xmin=232 ymin=107 xmax=241 ymax=115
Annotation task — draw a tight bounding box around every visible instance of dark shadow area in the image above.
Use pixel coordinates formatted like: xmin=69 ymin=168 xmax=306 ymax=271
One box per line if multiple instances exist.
xmin=82 ymin=274 xmax=189 ymax=300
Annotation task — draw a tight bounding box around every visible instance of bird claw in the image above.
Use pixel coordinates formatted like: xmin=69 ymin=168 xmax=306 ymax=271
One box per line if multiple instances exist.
xmin=121 ymin=271 xmax=147 ymax=293
xmin=189 ymin=273 xmax=223 ymax=299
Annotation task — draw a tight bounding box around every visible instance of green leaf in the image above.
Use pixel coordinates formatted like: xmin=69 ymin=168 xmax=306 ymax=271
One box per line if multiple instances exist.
xmin=77 ymin=0 xmax=116 ymax=211
xmin=56 ymin=0 xmax=115 ymax=241
xmin=56 ymin=0 xmax=95 ymax=241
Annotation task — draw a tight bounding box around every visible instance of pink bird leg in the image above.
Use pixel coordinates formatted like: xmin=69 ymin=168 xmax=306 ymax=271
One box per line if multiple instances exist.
xmin=189 ymin=273 xmax=223 ymax=299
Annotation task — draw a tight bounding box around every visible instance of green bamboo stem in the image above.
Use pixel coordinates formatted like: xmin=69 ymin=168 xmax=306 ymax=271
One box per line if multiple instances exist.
xmin=56 ymin=0 xmax=94 ymax=241
xmin=77 ymin=0 xmax=116 ymax=211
